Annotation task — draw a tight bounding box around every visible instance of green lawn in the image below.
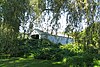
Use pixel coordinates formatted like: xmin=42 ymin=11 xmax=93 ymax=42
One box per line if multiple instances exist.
xmin=0 ymin=57 xmax=100 ymax=67
xmin=0 ymin=57 xmax=66 ymax=67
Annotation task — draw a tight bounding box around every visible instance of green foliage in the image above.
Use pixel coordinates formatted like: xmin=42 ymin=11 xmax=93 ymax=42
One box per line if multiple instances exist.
xmin=60 ymin=43 xmax=99 ymax=67
xmin=74 ymin=22 xmax=100 ymax=53
xmin=0 ymin=36 xmax=99 ymax=67
xmin=0 ymin=23 xmax=17 ymax=54
xmin=9 ymin=42 xmax=30 ymax=57
xmin=27 ymin=39 xmax=64 ymax=61
xmin=34 ymin=47 xmax=64 ymax=61
xmin=1 ymin=0 xmax=30 ymax=32
xmin=60 ymin=43 xmax=84 ymax=54
xmin=94 ymin=60 xmax=100 ymax=66
xmin=0 ymin=23 xmax=30 ymax=57
xmin=0 ymin=0 xmax=99 ymax=67
xmin=65 ymin=55 xmax=94 ymax=67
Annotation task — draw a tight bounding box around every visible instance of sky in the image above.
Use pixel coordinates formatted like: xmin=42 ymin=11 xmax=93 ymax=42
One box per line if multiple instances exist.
xmin=19 ymin=12 xmax=87 ymax=35
xmin=19 ymin=0 xmax=100 ymax=34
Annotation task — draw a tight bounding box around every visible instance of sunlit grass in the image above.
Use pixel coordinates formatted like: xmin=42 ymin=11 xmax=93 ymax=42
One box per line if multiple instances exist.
xmin=0 ymin=57 xmax=100 ymax=67
xmin=0 ymin=57 xmax=66 ymax=67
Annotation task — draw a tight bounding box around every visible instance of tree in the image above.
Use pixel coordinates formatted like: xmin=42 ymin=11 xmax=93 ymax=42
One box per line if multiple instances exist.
xmin=0 ymin=0 xmax=99 ymax=51
xmin=0 ymin=0 xmax=31 ymax=56
xmin=29 ymin=0 xmax=98 ymax=34
xmin=1 ymin=0 xmax=30 ymax=33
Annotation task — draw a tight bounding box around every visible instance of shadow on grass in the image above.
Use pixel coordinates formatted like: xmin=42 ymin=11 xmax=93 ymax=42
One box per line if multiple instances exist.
xmin=0 ymin=57 xmax=100 ymax=67
xmin=0 ymin=57 xmax=67 ymax=67
xmin=0 ymin=43 xmax=100 ymax=67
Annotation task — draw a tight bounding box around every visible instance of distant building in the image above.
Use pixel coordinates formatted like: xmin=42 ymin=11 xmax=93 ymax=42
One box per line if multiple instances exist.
xmin=31 ymin=29 xmax=73 ymax=44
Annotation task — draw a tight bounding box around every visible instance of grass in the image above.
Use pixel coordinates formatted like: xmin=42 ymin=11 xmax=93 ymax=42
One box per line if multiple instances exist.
xmin=0 ymin=57 xmax=66 ymax=67
xmin=0 ymin=57 xmax=100 ymax=67
xmin=0 ymin=44 xmax=100 ymax=67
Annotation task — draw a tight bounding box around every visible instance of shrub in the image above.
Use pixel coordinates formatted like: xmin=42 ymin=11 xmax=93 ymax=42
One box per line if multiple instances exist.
xmin=60 ymin=43 xmax=84 ymax=56
xmin=66 ymin=55 xmax=94 ymax=67
xmin=34 ymin=47 xmax=64 ymax=61
xmin=0 ymin=23 xmax=18 ymax=56
xmin=9 ymin=39 xmax=30 ymax=57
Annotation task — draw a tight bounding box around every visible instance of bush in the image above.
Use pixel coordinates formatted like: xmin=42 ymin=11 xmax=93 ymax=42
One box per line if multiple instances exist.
xmin=34 ymin=47 xmax=64 ymax=61
xmin=60 ymin=43 xmax=84 ymax=57
xmin=26 ymin=38 xmax=64 ymax=61
xmin=8 ymin=39 xmax=30 ymax=57
xmin=0 ymin=23 xmax=18 ymax=56
xmin=66 ymin=55 xmax=94 ymax=67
